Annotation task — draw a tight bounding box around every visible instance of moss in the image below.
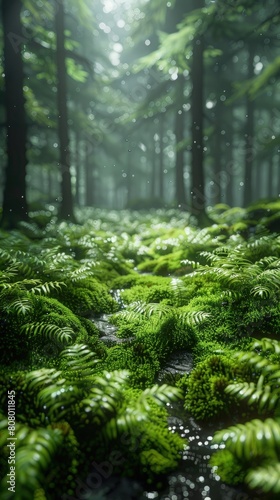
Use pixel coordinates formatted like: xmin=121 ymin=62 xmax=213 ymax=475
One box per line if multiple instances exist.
xmin=120 ymin=284 xmax=173 ymax=305
xmin=192 ymin=340 xmax=228 ymax=364
xmin=183 ymin=354 xmax=249 ymax=421
xmin=210 ymin=449 xmax=246 ymax=485
xmin=89 ymin=388 xmax=185 ymax=482
xmin=56 ymin=277 xmax=118 ymax=316
xmin=137 ymin=251 xmax=184 ymax=276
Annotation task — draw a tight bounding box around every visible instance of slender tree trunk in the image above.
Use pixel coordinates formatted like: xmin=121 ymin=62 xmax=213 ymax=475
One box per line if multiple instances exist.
xmin=267 ymin=160 xmax=274 ymax=199
xmin=1 ymin=0 xmax=28 ymax=228
xmin=151 ymin=134 xmax=157 ymax=199
xmin=85 ymin=140 xmax=94 ymax=206
xmin=75 ymin=131 xmax=81 ymax=206
xmin=191 ymin=1 xmax=205 ymax=219
xmin=159 ymin=116 xmax=164 ymax=200
xmin=55 ymin=0 xmax=75 ymax=220
xmin=47 ymin=167 xmax=53 ymax=201
xmin=126 ymin=156 xmax=132 ymax=205
xmin=212 ymin=82 xmax=222 ymax=205
xmin=175 ymin=73 xmax=186 ymax=207
xmin=224 ymin=97 xmax=234 ymax=206
xmin=243 ymin=45 xmax=254 ymax=207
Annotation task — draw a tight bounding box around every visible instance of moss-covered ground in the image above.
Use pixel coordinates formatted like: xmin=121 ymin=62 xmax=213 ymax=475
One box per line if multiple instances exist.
xmin=1 ymin=202 xmax=280 ymax=498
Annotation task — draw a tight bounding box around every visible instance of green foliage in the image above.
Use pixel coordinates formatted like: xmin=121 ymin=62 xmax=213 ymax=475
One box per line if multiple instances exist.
xmin=212 ymin=338 xmax=280 ymax=494
xmin=210 ymin=450 xmax=246 ymax=485
xmin=0 ymin=367 xmax=184 ymax=497
xmin=183 ymin=355 xmax=249 ymax=421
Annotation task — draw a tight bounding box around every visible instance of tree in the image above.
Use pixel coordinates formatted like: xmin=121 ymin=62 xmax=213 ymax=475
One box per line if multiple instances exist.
xmin=55 ymin=0 xmax=75 ymax=221
xmin=1 ymin=0 xmax=28 ymax=229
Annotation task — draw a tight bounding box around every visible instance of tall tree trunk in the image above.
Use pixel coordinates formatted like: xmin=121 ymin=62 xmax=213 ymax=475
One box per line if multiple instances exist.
xmin=151 ymin=134 xmax=157 ymax=199
xmin=55 ymin=0 xmax=75 ymax=220
xmin=1 ymin=0 xmax=28 ymax=229
xmin=224 ymin=111 xmax=234 ymax=206
xmin=191 ymin=0 xmax=205 ymax=219
xmin=74 ymin=131 xmax=81 ymax=206
xmin=175 ymin=73 xmax=186 ymax=207
xmin=158 ymin=116 xmax=164 ymax=201
xmin=211 ymin=79 xmax=223 ymax=205
xmin=85 ymin=140 xmax=94 ymax=206
xmin=267 ymin=160 xmax=274 ymax=199
xmin=243 ymin=44 xmax=254 ymax=207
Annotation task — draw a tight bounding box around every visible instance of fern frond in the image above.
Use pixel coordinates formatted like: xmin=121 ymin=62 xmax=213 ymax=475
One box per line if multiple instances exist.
xmin=37 ymin=380 xmax=81 ymax=419
xmin=130 ymin=301 xmax=172 ymax=319
xmin=180 ymin=259 xmax=199 ymax=268
xmin=25 ymin=368 xmax=65 ymax=391
xmin=213 ymin=418 xmax=280 ymax=461
xmin=252 ymin=338 xmax=280 ymax=354
xmin=21 ymin=323 xmax=73 ymax=344
xmin=226 ymin=379 xmax=279 ymax=412
xmin=246 ymin=462 xmax=280 ymax=493
xmin=29 ymin=281 xmax=65 ymax=295
xmin=250 ymin=285 xmax=272 ymax=299
xmin=81 ymin=371 xmax=130 ymax=424
xmin=60 ymin=344 xmax=99 ymax=374
xmin=104 ymin=408 xmax=148 ymax=440
xmin=199 ymin=251 xmax=220 ymax=263
xmin=14 ymin=426 xmax=63 ymax=498
xmin=3 ymin=297 xmax=33 ymax=315
xmin=179 ymin=310 xmax=211 ymax=326
xmin=68 ymin=264 xmax=96 ymax=282
xmin=138 ymin=384 xmax=182 ymax=411
xmin=233 ymin=351 xmax=276 ymax=371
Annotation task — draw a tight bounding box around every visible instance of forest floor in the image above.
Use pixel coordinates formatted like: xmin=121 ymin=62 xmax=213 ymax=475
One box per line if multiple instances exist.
xmin=1 ymin=202 xmax=280 ymax=499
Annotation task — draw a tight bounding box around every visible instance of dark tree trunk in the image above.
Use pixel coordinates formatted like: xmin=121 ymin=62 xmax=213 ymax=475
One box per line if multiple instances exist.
xmin=267 ymin=160 xmax=274 ymax=199
xmin=212 ymin=81 xmax=223 ymax=205
xmin=191 ymin=1 xmax=206 ymax=219
xmin=1 ymin=0 xmax=28 ymax=229
xmin=158 ymin=116 xmax=164 ymax=200
xmin=85 ymin=140 xmax=94 ymax=206
xmin=224 ymin=113 xmax=234 ymax=206
xmin=243 ymin=45 xmax=254 ymax=207
xmin=74 ymin=131 xmax=81 ymax=206
xmin=175 ymin=73 xmax=186 ymax=207
xmin=55 ymin=0 xmax=75 ymax=220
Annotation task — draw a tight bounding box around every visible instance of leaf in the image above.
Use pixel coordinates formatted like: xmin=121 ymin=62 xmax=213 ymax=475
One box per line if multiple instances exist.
xmin=21 ymin=323 xmax=73 ymax=344
xmin=246 ymin=462 xmax=280 ymax=493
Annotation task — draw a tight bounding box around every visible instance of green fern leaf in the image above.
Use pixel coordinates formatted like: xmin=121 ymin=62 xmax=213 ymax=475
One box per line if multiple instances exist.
xmin=21 ymin=323 xmax=73 ymax=343
xmin=246 ymin=462 xmax=280 ymax=493
xmin=179 ymin=310 xmax=211 ymax=326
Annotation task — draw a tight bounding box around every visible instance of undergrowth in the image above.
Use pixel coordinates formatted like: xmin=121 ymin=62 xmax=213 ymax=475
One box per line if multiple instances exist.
xmin=1 ymin=201 xmax=280 ymax=497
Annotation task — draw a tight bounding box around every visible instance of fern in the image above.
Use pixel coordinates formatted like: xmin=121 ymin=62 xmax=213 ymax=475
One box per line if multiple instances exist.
xmin=60 ymin=344 xmax=99 ymax=375
xmin=21 ymin=323 xmax=73 ymax=344
xmin=0 ymin=422 xmax=63 ymax=500
xmin=179 ymin=310 xmax=211 ymax=326
xmin=28 ymin=281 xmax=65 ymax=295
xmin=138 ymin=384 xmax=182 ymax=411
xmin=25 ymin=368 xmax=66 ymax=391
xmin=246 ymin=462 xmax=280 ymax=493
xmin=130 ymin=300 xmax=172 ymax=318
xmin=3 ymin=297 xmax=33 ymax=315
xmin=213 ymin=418 xmax=280 ymax=461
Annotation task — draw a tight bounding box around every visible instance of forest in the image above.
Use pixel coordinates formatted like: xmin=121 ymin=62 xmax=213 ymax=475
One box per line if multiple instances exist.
xmin=1 ymin=0 xmax=280 ymax=499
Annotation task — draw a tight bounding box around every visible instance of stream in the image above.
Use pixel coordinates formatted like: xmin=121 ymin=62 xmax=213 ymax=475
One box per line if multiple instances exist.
xmin=90 ymin=314 xmax=266 ymax=500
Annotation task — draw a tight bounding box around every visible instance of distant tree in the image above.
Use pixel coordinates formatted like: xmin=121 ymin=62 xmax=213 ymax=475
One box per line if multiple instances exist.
xmin=1 ymin=0 xmax=29 ymax=229
xmin=174 ymin=73 xmax=187 ymax=207
xmin=190 ymin=0 xmax=206 ymax=219
xmin=55 ymin=0 xmax=75 ymax=221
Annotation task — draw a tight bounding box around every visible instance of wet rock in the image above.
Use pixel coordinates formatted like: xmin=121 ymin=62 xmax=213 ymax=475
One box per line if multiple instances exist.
xmin=91 ymin=314 xmax=134 ymax=346
xmin=158 ymin=351 xmax=193 ymax=381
